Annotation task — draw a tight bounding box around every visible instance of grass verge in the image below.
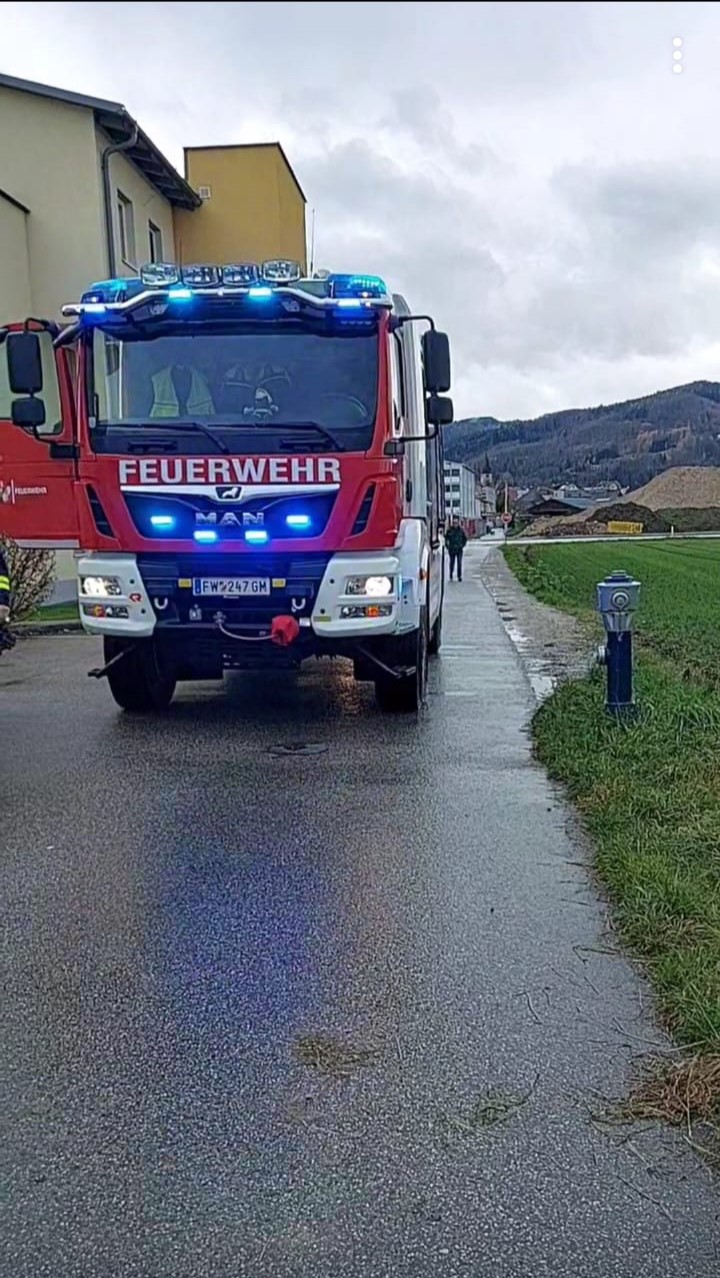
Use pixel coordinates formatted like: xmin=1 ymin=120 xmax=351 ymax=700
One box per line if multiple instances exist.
xmin=25 ymin=601 xmax=80 ymax=624
xmin=505 ymin=540 xmax=720 ymax=1129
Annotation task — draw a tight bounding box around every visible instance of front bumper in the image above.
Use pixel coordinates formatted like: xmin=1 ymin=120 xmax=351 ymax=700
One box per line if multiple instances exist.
xmin=77 ymin=524 xmax=426 ymax=643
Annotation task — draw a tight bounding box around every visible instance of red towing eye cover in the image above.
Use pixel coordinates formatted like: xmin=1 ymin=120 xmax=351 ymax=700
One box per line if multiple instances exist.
xmin=270 ymin=615 xmax=301 ymax=647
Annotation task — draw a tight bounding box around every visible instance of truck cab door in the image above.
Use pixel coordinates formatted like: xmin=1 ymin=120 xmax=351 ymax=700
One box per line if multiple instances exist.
xmin=0 ymin=326 xmax=80 ymax=549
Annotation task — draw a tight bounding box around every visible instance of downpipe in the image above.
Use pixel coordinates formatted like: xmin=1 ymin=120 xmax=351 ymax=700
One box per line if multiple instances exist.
xmin=101 ymin=125 xmax=139 ymax=276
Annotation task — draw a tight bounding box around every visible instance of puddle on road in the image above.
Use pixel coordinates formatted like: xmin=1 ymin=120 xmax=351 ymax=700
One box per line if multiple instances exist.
xmin=500 ymin=618 xmax=557 ymax=704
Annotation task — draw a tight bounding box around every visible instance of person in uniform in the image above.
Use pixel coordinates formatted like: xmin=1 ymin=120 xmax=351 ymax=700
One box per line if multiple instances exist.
xmin=0 ymin=547 xmax=10 ymax=625
xmin=0 ymin=547 xmax=15 ymax=653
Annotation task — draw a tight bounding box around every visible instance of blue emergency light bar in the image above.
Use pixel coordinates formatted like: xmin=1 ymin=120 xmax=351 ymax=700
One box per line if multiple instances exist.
xmin=68 ymin=260 xmax=392 ymax=319
xmin=328 ymin=274 xmax=388 ymax=299
xmin=80 ymin=277 xmax=147 ymax=305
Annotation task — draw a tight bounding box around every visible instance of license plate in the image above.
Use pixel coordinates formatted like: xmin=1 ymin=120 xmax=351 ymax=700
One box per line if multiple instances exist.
xmin=193 ymin=577 xmax=271 ymax=597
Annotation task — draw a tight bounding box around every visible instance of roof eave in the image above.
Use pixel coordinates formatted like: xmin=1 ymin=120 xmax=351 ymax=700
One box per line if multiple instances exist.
xmin=0 ymin=72 xmax=200 ymax=210
xmin=96 ymin=110 xmax=201 ymax=210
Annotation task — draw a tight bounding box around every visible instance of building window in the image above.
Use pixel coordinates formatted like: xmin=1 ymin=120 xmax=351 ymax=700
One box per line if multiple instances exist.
xmin=117 ymin=191 xmax=136 ymax=267
xmin=148 ymin=221 xmax=163 ymax=263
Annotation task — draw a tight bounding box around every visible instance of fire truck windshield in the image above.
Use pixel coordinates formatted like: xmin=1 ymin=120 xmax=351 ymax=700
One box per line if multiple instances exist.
xmin=90 ymin=323 xmax=379 ymax=454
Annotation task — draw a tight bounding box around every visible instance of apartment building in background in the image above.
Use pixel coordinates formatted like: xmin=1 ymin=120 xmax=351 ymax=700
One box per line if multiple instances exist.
xmin=0 ymin=71 xmax=306 ymax=600
xmin=443 ymin=462 xmax=485 ymax=534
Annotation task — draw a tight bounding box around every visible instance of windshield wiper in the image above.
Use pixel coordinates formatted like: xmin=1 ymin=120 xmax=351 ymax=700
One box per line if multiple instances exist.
xmin=134 ymin=421 xmax=231 ymax=455
xmin=270 ymin=421 xmax=346 ymax=451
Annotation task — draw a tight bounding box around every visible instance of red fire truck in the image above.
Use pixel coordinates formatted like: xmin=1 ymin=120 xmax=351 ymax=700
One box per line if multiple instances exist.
xmin=0 ymin=261 xmax=452 ymax=712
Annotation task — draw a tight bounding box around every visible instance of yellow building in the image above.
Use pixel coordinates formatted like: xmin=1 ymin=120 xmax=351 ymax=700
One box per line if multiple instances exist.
xmin=174 ymin=144 xmax=306 ymax=272
xmin=0 ymin=72 xmax=306 ymax=602
xmin=0 ymin=72 xmax=307 ymax=326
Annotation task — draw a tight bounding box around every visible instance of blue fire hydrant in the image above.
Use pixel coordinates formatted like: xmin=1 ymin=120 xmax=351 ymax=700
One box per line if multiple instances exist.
xmin=596 ymin=570 xmax=641 ymax=718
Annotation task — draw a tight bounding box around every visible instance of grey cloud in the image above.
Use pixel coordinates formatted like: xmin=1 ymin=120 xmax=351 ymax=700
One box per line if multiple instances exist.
xmin=301 ymin=137 xmax=505 ymax=364
xmin=554 ymin=163 xmax=720 ymax=258
xmin=302 ymin=132 xmax=720 ymax=381
xmin=301 ymin=139 xmax=496 ymax=242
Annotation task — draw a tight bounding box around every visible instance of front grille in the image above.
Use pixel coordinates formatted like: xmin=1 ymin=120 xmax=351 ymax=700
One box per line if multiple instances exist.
xmin=137 ymin=552 xmax=331 ymax=596
xmin=124 ymin=490 xmax=336 ymax=541
xmin=136 ymin=552 xmax=331 ymax=629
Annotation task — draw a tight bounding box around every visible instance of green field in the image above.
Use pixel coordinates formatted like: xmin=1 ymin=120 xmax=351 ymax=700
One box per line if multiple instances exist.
xmin=506 ymin=539 xmax=720 ymax=688
xmin=505 ymin=539 xmax=720 ymax=1082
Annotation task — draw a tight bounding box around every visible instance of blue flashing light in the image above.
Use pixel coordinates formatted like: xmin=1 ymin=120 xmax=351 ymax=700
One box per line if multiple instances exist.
xmin=336 ymin=298 xmax=363 ymax=309
xmin=81 ymin=277 xmax=145 ymax=305
xmin=245 ymin=528 xmax=269 ymax=545
xmin=168 ymin=287 xmax=193 ymax=301
xmin=286 ymin=513 xmax=312 ymax=529
xmin=150 ymin=514 xmax=175 ymax=529
xmin=248 ymin=286 xmax=273 ymax=299
xmin=194 ymin=529 xmax=218 ymax=544
xmin=329 ymin=273 xmax=388 ymax=300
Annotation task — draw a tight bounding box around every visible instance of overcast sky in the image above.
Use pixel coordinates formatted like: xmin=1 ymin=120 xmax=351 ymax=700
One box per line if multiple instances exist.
xmin=4 ymin=2 xmax=719 ymax=419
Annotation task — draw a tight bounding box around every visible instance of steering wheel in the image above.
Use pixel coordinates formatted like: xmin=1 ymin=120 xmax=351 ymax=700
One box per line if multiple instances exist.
xmin=317 ymin=392 xmax=368 ymax=424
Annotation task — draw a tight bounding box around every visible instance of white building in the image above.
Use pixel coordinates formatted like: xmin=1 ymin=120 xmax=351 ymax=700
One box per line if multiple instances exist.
xmin=443 ymin=462 xmax=482 ymax=527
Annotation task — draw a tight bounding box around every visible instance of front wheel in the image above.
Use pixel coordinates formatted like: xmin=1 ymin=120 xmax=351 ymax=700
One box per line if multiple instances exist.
xmin=428 ymin=607 xmax=443 ymax=656
xmin=375 ymin=610 xmax=429 ymax=713
xmin=104 ymin=638 xmax=177 ymax=713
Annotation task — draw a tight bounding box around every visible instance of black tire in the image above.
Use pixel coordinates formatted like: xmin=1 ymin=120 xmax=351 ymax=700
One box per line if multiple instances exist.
xmin=428 ymin=607 xmax=443 ymax=656
xmin=429 ymin=553 xmax=445 ymax=657
xmin=104 ymin=638 xmax=176 ymax=712
xmin=375 ymin=609 xmax=429 ymax=713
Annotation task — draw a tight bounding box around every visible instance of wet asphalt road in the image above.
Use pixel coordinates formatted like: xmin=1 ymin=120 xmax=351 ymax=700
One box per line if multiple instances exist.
xmin=1 ymin=544 xmax=719 ymax=1278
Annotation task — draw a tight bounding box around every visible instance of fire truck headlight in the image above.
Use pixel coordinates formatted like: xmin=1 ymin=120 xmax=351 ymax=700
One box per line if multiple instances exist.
xmin=345 ymin=575 xmax=394 ymax=597
xmin=80 ymin=575 xmax=122 ymax=598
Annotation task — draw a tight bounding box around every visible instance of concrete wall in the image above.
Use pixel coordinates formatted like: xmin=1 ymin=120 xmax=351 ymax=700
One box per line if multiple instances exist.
xmin=0 ymin=192 xmax=31 ymax=318
xmin=174 ymin=145 xmax=306 ymax=270
xmin=0 ymin=85 xmax=106 ymax=321
xmin=98 ymin=139 xmax=176 ymax=276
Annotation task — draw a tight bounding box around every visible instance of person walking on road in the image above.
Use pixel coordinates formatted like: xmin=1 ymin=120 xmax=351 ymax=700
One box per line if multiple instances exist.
xmin=446 ymin=517 xmax=468 ymax=582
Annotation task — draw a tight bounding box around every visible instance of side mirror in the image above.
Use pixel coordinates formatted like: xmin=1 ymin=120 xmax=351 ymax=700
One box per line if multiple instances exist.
xmin=12 ymin=397 xmax=46 ymax=430
xmin=426 ymin=394 xmax=454 ymax=426
xmin=7 ymin=331 xmax=44 ymax=395
xmin=422 ymin=330 xmax=451 ymax=393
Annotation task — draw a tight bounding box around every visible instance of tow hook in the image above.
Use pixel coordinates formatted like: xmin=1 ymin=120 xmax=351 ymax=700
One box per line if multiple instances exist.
xmin=213 ymin=611 xmax=301 ymax=647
